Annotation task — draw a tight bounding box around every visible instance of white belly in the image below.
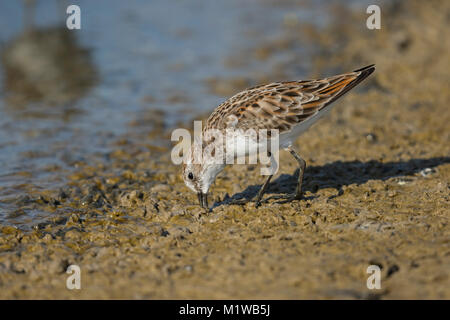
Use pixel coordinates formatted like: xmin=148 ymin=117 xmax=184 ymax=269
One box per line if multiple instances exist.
xmin=225 ymin=132 xmax=261 ymax=163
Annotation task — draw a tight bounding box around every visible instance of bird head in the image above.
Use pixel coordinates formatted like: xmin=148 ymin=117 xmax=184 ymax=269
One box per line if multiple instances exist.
xmin=182 ymin=141 xmax=225 ymax=209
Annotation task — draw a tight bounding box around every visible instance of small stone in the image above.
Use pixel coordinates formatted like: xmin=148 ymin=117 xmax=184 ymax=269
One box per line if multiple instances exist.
xmin=420 ymin=168 xmax=436 ymax=177
xmin=365 ymin=133 xmax=378 ymax=143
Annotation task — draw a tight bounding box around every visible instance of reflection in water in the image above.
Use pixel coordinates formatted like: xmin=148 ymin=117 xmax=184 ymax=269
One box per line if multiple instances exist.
xmin=1 ymin=26 xmax=97 ymax=110
xmin=0 ymin=0 xmax=94 ymax=113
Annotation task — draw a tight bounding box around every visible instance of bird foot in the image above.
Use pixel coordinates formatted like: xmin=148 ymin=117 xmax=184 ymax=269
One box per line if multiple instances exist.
xmin=261 ymin=193 xmax=302 ymax=205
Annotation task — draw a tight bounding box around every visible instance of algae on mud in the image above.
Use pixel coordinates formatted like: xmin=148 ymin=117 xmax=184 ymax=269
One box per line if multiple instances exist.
xmin=0 ymin=0 xmax=449 ymax=299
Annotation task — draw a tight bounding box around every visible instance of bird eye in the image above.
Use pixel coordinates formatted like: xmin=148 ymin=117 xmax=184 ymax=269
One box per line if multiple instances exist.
xmin=188 ymin=172 xmax=194 ymax=180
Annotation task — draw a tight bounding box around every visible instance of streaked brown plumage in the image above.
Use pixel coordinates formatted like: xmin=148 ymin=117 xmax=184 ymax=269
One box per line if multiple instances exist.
xmin=205 ymin=64 xmax=374 ymax=133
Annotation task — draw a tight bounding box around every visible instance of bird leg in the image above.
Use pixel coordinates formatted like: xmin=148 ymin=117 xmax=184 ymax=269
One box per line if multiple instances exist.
xmin=255 ymin=174 xmax=273 ymax=207
xmin=228 ymin=150 xmax=277 ymax=207
xmin=263 ymin=146 xmax=306 ymax=203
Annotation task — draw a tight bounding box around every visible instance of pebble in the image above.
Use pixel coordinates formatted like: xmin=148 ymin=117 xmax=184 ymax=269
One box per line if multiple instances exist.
xmin=420 ymin=168 xmax=436 ymax=177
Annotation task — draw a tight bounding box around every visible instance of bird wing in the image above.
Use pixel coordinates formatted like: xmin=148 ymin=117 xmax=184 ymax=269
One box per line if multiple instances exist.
xmin=205 ymin=64 xmax=375 ymax=133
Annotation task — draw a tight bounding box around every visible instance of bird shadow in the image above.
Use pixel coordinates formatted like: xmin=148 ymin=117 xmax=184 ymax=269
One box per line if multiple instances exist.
xmin=213 ymin=156 xmax=450 ymax=208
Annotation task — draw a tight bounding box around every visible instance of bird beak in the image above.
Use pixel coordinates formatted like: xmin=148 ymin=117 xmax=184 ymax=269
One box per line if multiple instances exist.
xmin=197 ymin=192 xmax=208 ymax=209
